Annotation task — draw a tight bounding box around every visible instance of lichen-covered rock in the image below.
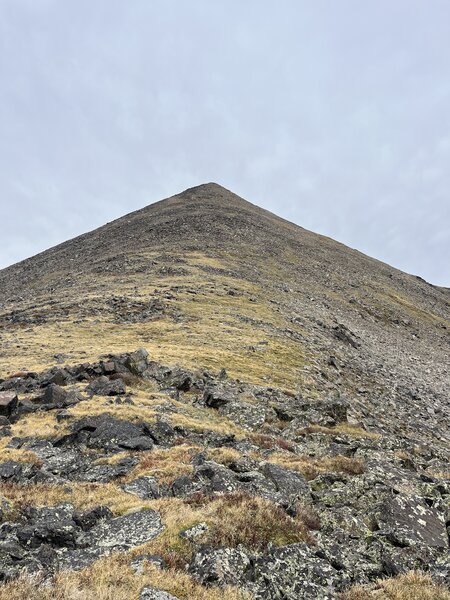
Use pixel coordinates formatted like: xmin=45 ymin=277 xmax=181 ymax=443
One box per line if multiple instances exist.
xmin=203 ymin=386 xmax=235 ymax=409
xmin=0 ymin=539 xmax=42 ymax=581
xmin=56 ymin=546 xmax=107 ymax=571
xmin=124 ymin=348 xmax=150 ymax=377
xmin=81 ymin=459 xmax=138 ymax=483
xmin=219 ymin=401 xmax=268 ymax=430
xmin=374 ymin=495 xmax=448 ymax=549
xmin=73 ymin=506 xmax=113 ymax=531
xmin=123 ymin=476 xmax=160 ymax=499
xmin=189 ymin=545 xmax=251 ymax=586
xmin=272 ymin=396 xmax=348 ymax=428
xmin=18 ymin=504 xmax=79 ymax=549
xmin=193 ymin=461 xmax=241 ymax=494
xmin=144 ymin=419 xmax=176 ymax=446
xmin=260 ymin=462 xmax=311 ymax=502
xmin=249 ymin=543 xmax=339 ymax=599
xmin=140 ymin=587 xmax=180 ymax=600
xmin=0 ymin=460 xmax=37 ymax=483
xmin=130 ymin=554 xmax=167 ymax=574
xmin=379 ymin=543 xmax=450 ymax=579
xmin=169 ymin=475 xmax=204 ymax=498
xmin=0 ymin=496 xmax=11 ymax=523
xmin=82 ymin=509 xmax=164 ymax=548
xmin=179 ymin=522 xmax=209 ymax=542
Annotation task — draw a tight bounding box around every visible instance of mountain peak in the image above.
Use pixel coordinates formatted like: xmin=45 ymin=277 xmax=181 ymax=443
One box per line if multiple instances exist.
xmin=174 ymin=181 xmax=254 ymax=208
xmin=181 ymin=181 xmax=229 ymax=194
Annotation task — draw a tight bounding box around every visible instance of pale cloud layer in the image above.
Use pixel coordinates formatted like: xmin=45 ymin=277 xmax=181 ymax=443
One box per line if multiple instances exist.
xmin=0 ymin=0 xmax=449 ymax=285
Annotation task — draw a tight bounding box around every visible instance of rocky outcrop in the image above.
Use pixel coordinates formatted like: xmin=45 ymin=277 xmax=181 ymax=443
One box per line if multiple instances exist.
xmin=0 ymin=504 xmax=164 ymax=581
xmin=0 ymin=351 xmax=448 ymax=596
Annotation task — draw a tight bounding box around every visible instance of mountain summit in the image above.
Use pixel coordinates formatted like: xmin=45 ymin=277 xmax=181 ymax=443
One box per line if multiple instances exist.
xmin=0 ymin=185 xmax=449 ymax=599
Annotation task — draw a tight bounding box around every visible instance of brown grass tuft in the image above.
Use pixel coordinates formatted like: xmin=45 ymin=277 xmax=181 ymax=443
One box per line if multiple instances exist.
xmin=295 ymin=503 xmax=321 ymax=530
xmin=202 ymin=492 xmax=313 ymax=551
xmin=263 ymin=452 xmax=364 ymax=480
xmin=340 ymin=571 xmax=450 ymax=600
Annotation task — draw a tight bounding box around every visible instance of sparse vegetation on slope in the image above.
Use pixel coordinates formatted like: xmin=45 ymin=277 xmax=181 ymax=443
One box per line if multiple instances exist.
xmin=0 ymin=184 xmax=448 ymax=599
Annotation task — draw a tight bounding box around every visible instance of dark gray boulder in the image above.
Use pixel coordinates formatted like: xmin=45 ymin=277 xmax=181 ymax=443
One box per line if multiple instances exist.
xmin=124 ymin=348 xmax=150 ymax=377
xmin=86 ymin=377 xmax=126 ymax=396
xmin=82 ymin=509 xmax=164 ymax=549
xmin=374 ymin=495 xmax=448 ymax=549
xmin=249 ymin=543 xmax=338 ymax=599
xmin=120 ymin=436 xmax=154 ymax=451
xmin=189 ymin=545 xmax=251 ymax=586
xmin=18 ymin=504 xmax=79 ymax=549
xmin=81 ymin=457 xmax=140 ymax=483
xmin=39 ymin=384 xmax=79 ymax=408
xmin=260 ymin=462 xmax=311 ymax=502
xmin=63 ymin=414 xmax=151 ymax=451
xmin=193 ymin=461 xmax=241 ymax=494
xmin=144 ymin=420 xmax=176 ymax=446
xmin=123 ymin=476 xmax=160 ymax=500
xmin=47 ymin=368 xmax=72 ymax=386
xmin=0 ymin=393 xmax=18 ymax=418
xmin=0 ymin=460 xmax=37 ymax=483
xmin=170 ymin=475 xmax=203 ymax=498
xmin=0 ymin=539 xmax=40 ymax=581
xmin=203 ymin=386 xmax=235 ymax=409
xmin=73 ymin=506 xmax=113 ymax=531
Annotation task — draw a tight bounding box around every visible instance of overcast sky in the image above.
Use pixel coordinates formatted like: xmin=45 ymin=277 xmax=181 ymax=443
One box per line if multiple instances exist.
xmin=1 ymin=1 xmax=449 ymax=286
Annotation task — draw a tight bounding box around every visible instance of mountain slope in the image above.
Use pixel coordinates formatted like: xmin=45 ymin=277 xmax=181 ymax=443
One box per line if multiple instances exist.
xmin=0 ymin=183 xmax=449 ymax=599
xmin=1 ymin=183 xmax=448 ymax=446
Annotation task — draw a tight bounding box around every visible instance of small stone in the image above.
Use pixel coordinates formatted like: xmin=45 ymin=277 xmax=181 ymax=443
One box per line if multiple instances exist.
xmin=130 ymin=554 xmax=166 ymax=574
xmin=179 ymin=522 xmax=209 ymax=542
xmin=140 ymin=587 xmax=180 ymax=600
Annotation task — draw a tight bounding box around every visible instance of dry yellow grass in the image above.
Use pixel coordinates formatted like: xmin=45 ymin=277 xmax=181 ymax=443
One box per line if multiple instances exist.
xmin=121 ymin=444 xmax=198 ymax=484
xmin=0 ymin=482 xmax=155 ymax=517
xmin=207 ymin=446 xmax=242 ymax=465
xmin=198 ymin=492 xmax=313 ymax=550
xmin=4 ymin=411 xmax=67 ymax=441
xmin=0 ymin=252 xmax=314 ymax=393
xmin=0 ymin=447 xmax=41 ymax=464
xmin=260 ymin=451 xmax=364 ymax=480
xmin=68 ymin=389 xmax=159 ymax=423
xmin=340 ymin=571 xmax=450 ymax=600
xmin=146 ymin=492 xmax=313 ymax=570
xmin=425 ymin=468 xmax=450 ymax=481
xmin=0 ymin=559 xmax=251 ymax=600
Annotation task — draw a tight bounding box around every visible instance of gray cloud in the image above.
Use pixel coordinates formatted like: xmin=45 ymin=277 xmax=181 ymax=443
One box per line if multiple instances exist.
xmin=0 ymin=0 xmax=449 ymax=285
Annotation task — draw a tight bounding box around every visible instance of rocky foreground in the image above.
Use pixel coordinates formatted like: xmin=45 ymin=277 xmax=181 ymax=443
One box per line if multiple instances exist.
xmin=0 ymin=348 xmax=448 ymax=599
